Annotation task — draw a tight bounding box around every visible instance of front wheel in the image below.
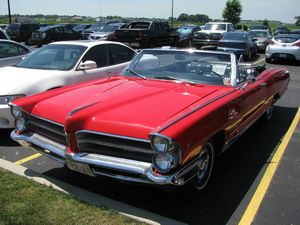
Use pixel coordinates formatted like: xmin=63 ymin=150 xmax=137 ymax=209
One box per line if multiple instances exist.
xmin=186 ymin=141 xmax=215 ymax=194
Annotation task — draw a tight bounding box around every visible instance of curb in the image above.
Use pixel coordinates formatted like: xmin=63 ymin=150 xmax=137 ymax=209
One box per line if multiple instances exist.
xmin=0 ymin=158 xmax=186 ymax=225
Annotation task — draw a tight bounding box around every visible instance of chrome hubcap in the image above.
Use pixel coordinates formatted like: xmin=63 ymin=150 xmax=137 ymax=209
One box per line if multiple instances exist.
xmin=197 ymin=148 xmax=210 ymax=182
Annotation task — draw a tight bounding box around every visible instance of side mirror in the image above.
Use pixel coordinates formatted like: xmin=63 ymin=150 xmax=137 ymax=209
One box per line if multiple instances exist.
xmin=253 ymin=38 xmax=258 ymax=41
xmin=78 ymin=60 xmax=97 ymax=70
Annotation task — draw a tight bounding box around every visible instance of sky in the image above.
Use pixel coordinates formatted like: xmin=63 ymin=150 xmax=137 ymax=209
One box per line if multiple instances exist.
xmin=0 ymin=0 xmax=299 ymax=24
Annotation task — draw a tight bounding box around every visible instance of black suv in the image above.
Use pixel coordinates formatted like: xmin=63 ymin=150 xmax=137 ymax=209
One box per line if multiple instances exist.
xmin=31 ymin=24 xmax=82 ymax=47
xmin=5 ymin=23 xmax=40 ymax=45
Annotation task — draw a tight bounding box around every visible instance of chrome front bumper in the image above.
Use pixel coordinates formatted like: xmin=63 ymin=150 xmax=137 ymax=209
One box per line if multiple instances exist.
xmin=11 ymin=131 xmax=198 ymax=186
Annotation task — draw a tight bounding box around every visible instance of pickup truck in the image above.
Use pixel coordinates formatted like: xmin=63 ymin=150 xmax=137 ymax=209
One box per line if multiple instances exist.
xmin=112 ymin=21 xmax=178 ymax=48
xmin=192 ymin=22 xmax=235 ymax=49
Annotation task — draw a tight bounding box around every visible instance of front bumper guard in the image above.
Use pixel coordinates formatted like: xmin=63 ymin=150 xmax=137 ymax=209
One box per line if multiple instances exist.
xmin=11 ymin=131 xmax=198 ymax=186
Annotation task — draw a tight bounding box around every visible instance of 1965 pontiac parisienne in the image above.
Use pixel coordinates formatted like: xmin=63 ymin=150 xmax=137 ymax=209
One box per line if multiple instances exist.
xmin=10 ymin=48 xmax=289 ymax=192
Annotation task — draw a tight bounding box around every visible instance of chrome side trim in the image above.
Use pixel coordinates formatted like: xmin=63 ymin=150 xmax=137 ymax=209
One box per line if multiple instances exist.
xmin=158 ymin=89 xmax=237 ymax=133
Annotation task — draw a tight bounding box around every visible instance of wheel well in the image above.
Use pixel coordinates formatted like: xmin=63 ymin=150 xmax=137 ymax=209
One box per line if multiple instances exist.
xmin=211 ymin=131 xmax=226 ymax=155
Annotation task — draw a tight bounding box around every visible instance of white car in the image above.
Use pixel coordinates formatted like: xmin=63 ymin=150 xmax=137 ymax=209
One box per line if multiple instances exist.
xmin=0 ymin=39 xmax=34 ymax=67
xmin=265 ymin=33 xmax=300 ymax=63
xmin=0 ymin=40 xmax=137 ymax=128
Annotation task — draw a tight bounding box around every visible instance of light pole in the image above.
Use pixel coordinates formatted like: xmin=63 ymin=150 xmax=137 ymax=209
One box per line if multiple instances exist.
xmin=171 ymin=0 xmax=174 ymax=27
xmin=7 ymin=0 xmax=12 ymax=24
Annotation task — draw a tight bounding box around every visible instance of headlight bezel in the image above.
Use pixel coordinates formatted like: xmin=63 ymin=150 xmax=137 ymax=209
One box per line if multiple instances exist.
xmin=149 ymin=133 xmax=176 ymax=154
xmin=15 ymin=116 xmax=27 ymax=132
xmin=10 ymin=104 xmax=23 ymax=118
xmin=149 ymin=133 xmax=182 ymax=173
xmin=152 ymin=152 xmax=180 ymax=173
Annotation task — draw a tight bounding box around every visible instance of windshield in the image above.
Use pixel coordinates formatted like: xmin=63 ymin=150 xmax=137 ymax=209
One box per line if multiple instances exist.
xmin=121 ymin=50 xmax=233 ymax=86
xmin=177 ymin=27 xmax=193 ymax=35
xmin=16 ymin=44 xmax=87 ymax=70
xmin=204 ymin=24 xmax=226 ymax=31
xmin=249 ymin=31 xmax=268 ymax=37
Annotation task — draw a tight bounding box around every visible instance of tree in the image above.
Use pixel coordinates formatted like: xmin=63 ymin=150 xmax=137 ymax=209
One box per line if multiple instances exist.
xmin=222 ymin=0 xmax=243 ymax=25
xmin=295 ymin=16 xmax=300 ymax=26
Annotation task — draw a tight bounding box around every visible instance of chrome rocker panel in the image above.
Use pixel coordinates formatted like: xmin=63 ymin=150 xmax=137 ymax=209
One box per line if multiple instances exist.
xmin=11 ymin=131 xmax=198 ymax=186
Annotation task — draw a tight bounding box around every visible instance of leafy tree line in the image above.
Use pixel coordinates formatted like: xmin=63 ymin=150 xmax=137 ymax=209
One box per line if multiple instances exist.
xmin=177 ymin=13 xmax=210 ymax=23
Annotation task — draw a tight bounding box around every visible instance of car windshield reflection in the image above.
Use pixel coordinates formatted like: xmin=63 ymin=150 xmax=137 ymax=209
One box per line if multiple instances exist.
xmin=122 ymin=50 xmax=232 ymax=86
xmin=15 ymin=44 xmax=87 ymax=71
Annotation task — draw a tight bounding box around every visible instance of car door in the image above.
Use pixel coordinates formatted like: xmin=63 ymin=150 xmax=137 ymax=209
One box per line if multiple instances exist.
xmin=107 ymin=43 xmax=137 ymax=75
xmin=75 ymin=44 xmax=110 ymax=83
xmin=233 ymin=76 xmax=270 ymax=137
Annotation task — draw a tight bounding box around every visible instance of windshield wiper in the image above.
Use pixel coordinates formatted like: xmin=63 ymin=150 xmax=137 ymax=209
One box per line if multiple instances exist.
xmin=126 ymin=69 xmax=146 ymax=79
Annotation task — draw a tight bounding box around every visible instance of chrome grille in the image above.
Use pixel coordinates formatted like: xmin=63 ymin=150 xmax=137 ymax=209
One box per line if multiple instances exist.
xmin=28 ymin=115 xmax=66 ymax=145
xmin=76 ymin=131 xmax=154 ymax=162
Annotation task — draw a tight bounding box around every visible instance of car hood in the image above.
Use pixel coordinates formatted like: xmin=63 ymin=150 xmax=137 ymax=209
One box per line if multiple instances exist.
xmin=31 ymin=77 xmax=228 ymax=138
xmin=0 ymin=66 xmax=67 ymax=95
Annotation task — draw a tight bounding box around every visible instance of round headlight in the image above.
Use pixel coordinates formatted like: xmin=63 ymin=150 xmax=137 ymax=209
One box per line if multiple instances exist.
xmin=15 ymin=117 xmax=27 ymax=132
xmin=153 ymin=153 xmax=177 ymax=173
xmin=11 ymin=106 xmax=22 ymax=118
xmin=152 ymin=136 xmax=170 ymax=153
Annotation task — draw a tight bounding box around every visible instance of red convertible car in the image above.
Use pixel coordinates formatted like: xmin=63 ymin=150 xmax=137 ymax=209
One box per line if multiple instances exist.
xmin=10 ymin=48 xmax=289 ymax=193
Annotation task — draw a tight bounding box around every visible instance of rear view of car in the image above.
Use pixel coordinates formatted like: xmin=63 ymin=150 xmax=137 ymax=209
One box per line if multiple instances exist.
xmin=265 ymin=34 xmax=300 ymax=63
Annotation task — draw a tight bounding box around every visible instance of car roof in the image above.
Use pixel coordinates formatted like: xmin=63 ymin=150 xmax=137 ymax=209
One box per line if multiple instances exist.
xmin=49 ymin=40 xmax=132 ymax=48
xmin=249 ymin=29 xmax=270 ymax=32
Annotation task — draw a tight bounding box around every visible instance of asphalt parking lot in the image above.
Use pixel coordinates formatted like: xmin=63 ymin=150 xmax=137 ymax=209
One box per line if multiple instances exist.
xmin=0 ymin=53 xmax=299 ymax=225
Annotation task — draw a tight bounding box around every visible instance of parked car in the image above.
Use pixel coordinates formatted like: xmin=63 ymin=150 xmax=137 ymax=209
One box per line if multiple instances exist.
xmin=88 ymin=23 xmax=127 ymax=41
xmin=290 ymin=29 xmax=300 ymax=34
xmin=73 ymin=24 xmax=92 ymax=34
xmin=0 ymin=40 xmax=136 ymax=128
xmin=248 ymin=30 xmax=272 ymax=52
xmin=265 ymin=33 xmax=300 ymax=63
xmin=249 ymin=25 xmax=269 ymax=31
xmin=217 ymin=31 xmax=257 ymax=60
xmin=175 ymin=25 xmax=201 ymax=47
xmin=192 ymin=22 xmax=235 ymax=48
xmin=5 ymin=23 xmax=40 ymax=45
xmin=82 ymin=23 xmax=107 ymax=39
xmin=0 ymin=39 xmax=33 ymax=67
xmin=31 ymin=25 xmax=83 ymax=47
xmin=113 ymin=21 xmax=178 ymax=48
xmin=10 ymin=48 xmax=289 ymax=193
xmin=274 ymin=26 xmax=289 ymax=35
xmin=0 ymin=27 xmax=10 ymax=40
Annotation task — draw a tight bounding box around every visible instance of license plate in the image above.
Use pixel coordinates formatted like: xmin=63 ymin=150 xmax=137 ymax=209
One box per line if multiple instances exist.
xmin=279 ymin=53 xmax=287 ymax=58
xmin=202 ymin=42 xmax=208 ymax=45
xmin=65 ymin=159 xmax=94 ymax=176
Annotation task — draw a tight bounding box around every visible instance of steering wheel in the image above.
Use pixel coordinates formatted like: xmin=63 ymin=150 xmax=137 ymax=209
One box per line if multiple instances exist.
xmin=206 ymin=70 xmax=223 ymax=79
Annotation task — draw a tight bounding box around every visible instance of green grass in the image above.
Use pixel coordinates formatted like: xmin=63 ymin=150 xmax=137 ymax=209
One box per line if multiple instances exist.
xmin=0 ymin=168 xmax=144 ymax=225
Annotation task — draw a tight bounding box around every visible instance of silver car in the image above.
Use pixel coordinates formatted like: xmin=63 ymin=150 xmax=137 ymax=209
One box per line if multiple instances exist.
xmin=249 ymin=30 xmax=272 ymax=52
xmin=265 ymin=34 xmax=300 ymax=63
xmin=0 ymin=39 xmax=34 ymax=67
